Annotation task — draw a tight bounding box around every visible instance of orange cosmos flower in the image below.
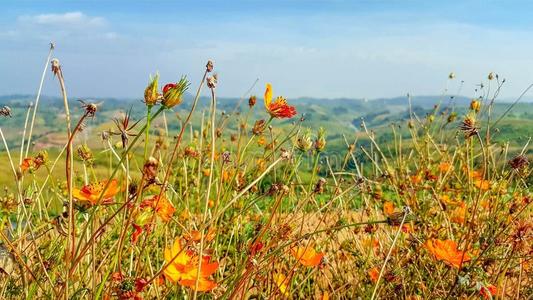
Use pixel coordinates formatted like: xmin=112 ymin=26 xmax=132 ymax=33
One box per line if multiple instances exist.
xmin=469 ymin=169 xmax=483 ymax=180
xmin=439 ymin=194 xmax=461 ymax=206
xmin=438 ymin=162 xmax=452 ymax=172
xmin=450 ymin=202 xmax=466 ymax=224
xmin=163 ymin=238 xmax=218 ymax=292
xmin=480 ymin=284 xmax=497 ymax=299
xmin=368 ymin=267 xmax=379 ymax=283
xmin=257 ymin=135 xmax=267 ymax=146
xmin=184 ymin=228 xmax=216 ymax=243
xmin=290 ymin=245 xmax=324 ymax=267
xmin=20 ymin=151 xmax=47 ymax=172
xmin=321 ymin=291 xmax=329 ymax=300
xmin=410 ymin=174 xmax=423 ymax=184
xmin=425 ymin=239 xmax=471 ymax=268
xmin=474 ymin=179 xmax=490 ymax=190
xmin=20 ymin=158 xmax=34 ymax=172
xmin=401 ymin=223 xmax=414 ymax=233
xmin=273 ymin=273 xmax=290 ymax=297
xmin=72 ymin=179 xmax=119 ymax=205
xmin=383 ymin=201 xmax=395 ymax=216
xmin=264 ymin=83 xmax=297 ymax=119
xmin=140 ymin=195 xmax=175 ymax=222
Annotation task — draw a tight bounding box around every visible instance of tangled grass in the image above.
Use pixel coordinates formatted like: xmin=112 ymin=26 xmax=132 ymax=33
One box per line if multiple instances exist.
xmin=0 ymin=48 xmax=531 ymax=299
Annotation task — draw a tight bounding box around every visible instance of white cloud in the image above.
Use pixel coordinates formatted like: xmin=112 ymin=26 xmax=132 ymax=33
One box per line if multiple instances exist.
xmin=18 ymin=11 xmax=106 ymax=27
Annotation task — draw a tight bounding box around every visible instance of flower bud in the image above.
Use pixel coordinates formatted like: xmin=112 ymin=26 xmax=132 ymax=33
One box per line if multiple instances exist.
xmin=296 ymin=129 xmax=313 ymax=152
xmin=248 ymin=96 xmax=257 ymax=108
xmin=162 ymin=77 xmax=189 ymax=108
xmin=144 ymin=73 xmax=159 ymax=106
xmin=314 ymin=127 xmax=327 ymax=152
xmin=470 ymin=99 xmax=481 ymax=113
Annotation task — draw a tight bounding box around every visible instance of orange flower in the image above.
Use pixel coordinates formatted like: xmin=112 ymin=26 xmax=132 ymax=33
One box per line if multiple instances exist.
xmin=438 ymin=162 xmax=452 ymax=172
xmin=450 ymin=202 xmax=466 ymax=224
xmin=163 ymin=238 xmax=218 ymax=291
xmin=20 ymin=152 xmax=47 ymax=172
xmin=72 ymin=179 xmax=119 ymax=205
xmin=290 ymin=245 xmax=324 ymax=267
xmin=401 ymin=223 xmax=414 ymax=233
xmin=321 ymin=291 xmax=329 ymax=300
xmin=141 ymin=195 xmax=176 ymax=222
xmin=20 ymin=157 xmax=34 ymax=172
xmin=383 ymin=201 xmax=395 ymax=216
xmin=410 ymin=174 xmax=422 ymax=184
xmin=469 ymin=169 xmax=483 ymax=180
xmin=363 ymin=237 xmax=380 ymax=255
xmin=257 ymin=135 xmax=267 ymax=146
xmin=273 ymin=273 xmax=290 ymax=297
xmin=480 ymin=284 xmax=497 ymax=299
xmin=264 ymin=83 xmax=297 ymax=119
xmin=184 ymin=228 xmax=216 ymax=243
xmin=425 ymin=239 xmax=471 ymax=268
xmin=474 ymin=179 xmax=490 ymax=190
xmin=439 ymin=194 xmax=460 ymax=206
xmin=368 ymin=267 xmax=379 ymax=283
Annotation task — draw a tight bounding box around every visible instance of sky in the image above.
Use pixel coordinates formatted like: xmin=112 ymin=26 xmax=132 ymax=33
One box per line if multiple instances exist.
xmin=2 ymin=0 xmax=533 ymax=100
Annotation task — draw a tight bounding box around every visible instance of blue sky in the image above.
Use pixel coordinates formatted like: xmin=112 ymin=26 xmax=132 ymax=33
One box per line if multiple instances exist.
xmin=2 ymin=0 xmax=533 ymax=99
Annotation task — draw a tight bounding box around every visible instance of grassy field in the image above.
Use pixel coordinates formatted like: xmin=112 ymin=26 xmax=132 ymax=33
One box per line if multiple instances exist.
xmin=0 ymin=62 xmax=531 ymax=299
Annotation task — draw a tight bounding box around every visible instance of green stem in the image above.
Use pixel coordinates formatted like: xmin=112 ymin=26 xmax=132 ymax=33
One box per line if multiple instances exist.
xmin=144 ymin=105 xmax=153 ymax=160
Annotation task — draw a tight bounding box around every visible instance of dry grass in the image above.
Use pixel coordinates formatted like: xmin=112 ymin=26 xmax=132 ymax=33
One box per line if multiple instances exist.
xmin=0 ymin=51 xmax=531 ymax=300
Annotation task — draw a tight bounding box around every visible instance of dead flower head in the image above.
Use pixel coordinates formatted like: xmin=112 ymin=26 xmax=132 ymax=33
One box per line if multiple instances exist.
xmin=459 ymin=114 xmax=479 ymax=138
xmin=0 ymin=106 xmax=12 ymax=118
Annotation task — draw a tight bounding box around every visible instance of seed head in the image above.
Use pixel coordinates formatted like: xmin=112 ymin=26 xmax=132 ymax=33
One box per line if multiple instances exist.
xmin=207 ymin=73 xmax=218 ymax=89
xmin=143 ymin=156 xmax=159 ymax=181
xmin=509 ymin=154 xmax=529 ymax=170
xmin=0 ymin=106 xmax=12 ymax=118
xmin=248 ymin=95 xmax=257 ymax=108
xmin=459 ymin=114 xmax=479 ymax=138
xmin=51 ymin=58 xmax=61 ymax=76
xmin=252 ymin=119 xmax=266 ymax=135
xmin=206 ymin=60 xmax=214 ymax=72
xmin=79 ymin=100 xmax=98 ymax=117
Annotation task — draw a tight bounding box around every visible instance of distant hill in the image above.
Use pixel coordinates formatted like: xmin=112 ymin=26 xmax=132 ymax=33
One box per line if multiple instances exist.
xmin=0 ymin=94 xmax=531 ymax=153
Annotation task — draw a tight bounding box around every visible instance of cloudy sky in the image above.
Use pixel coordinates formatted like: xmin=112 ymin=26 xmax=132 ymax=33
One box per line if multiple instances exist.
xmin=1 ymin=0 xmax=533 ymax=100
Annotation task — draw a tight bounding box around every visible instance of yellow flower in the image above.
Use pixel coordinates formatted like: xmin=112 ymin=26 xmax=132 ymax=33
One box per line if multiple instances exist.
xmin=273 ymin=273 xmax=290 ymax=297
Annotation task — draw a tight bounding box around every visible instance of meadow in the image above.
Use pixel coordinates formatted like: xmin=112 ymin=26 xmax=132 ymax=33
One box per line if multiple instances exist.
xmin=0 ymin=53 xmax=531 ymax=299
